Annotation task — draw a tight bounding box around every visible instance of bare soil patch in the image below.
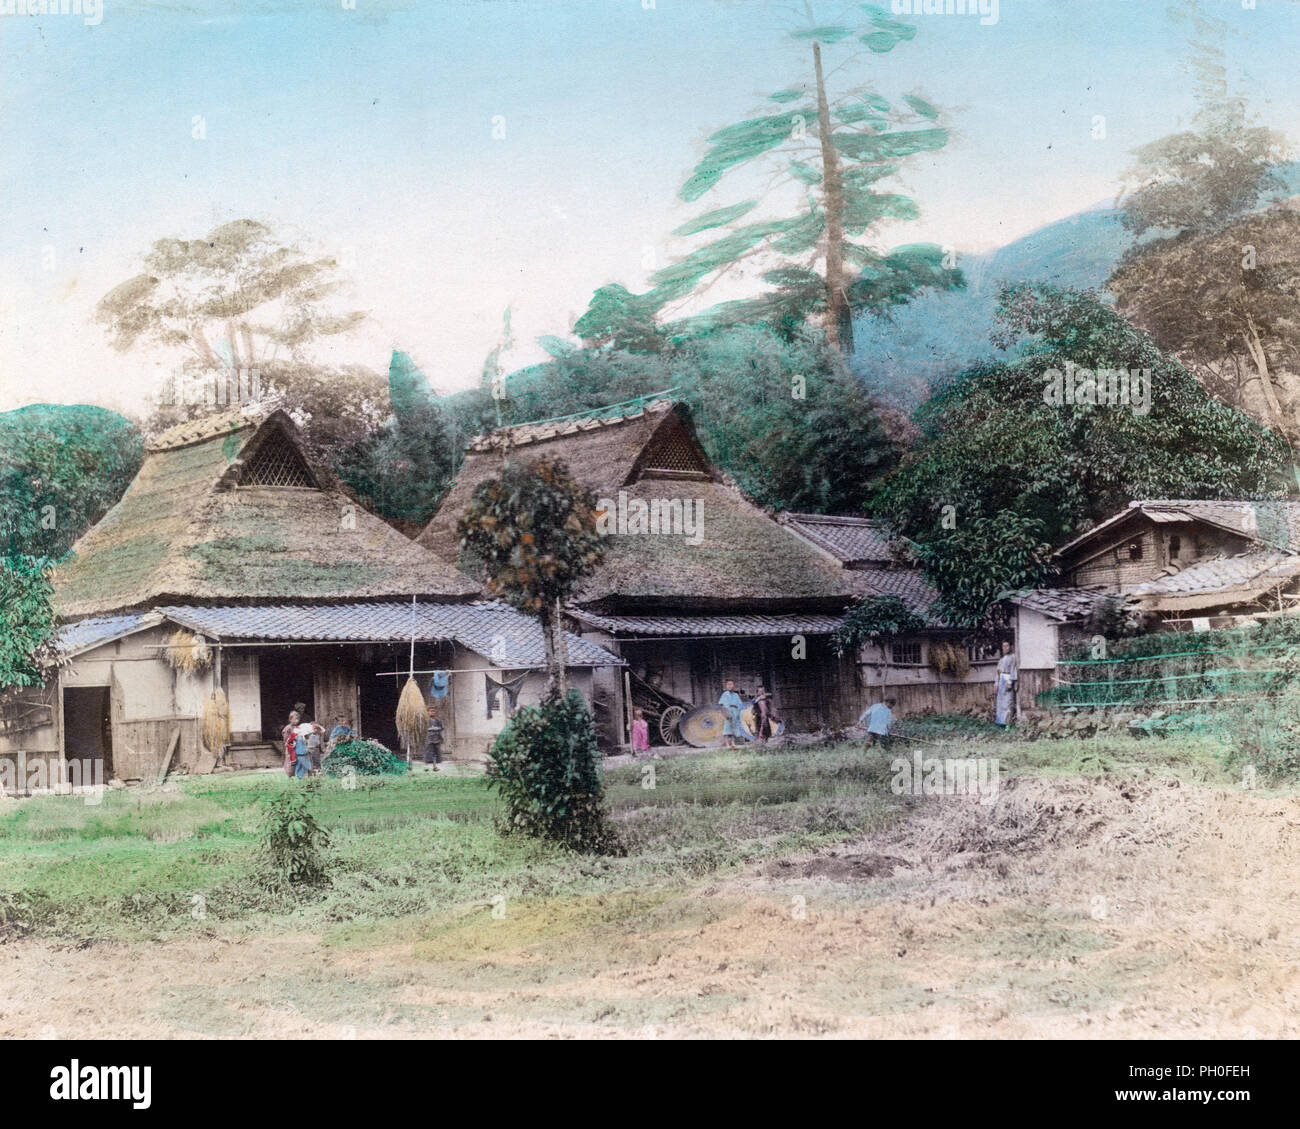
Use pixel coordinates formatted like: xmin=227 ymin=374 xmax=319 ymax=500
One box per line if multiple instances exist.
xmin=1 ymin=776 xmax=1296 ymax=1038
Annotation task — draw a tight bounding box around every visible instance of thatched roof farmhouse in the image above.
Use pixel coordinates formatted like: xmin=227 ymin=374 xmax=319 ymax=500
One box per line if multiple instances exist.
xmin=2 ymin=409 xmax=618 ymax=786
xmin=418 ymin=401 xmax=869 ymax=742
xmin=54 ymin=408 xmax=477 ymax=617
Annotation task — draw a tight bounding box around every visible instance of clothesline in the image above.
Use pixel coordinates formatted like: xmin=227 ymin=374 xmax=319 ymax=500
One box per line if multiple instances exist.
xmin=372 ymin=666 xmax=606 ymax=677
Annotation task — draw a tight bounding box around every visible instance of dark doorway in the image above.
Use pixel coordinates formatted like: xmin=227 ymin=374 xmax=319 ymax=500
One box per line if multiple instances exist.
xmin=63 ymin=686 xmax=111 ymax=777
xmin=361 ymin=647 xmax=410 ymax=754
xmin=258 ymin=649 xmax=315 ymax=741
xmin=356 ymin=642 xmax=448 ymax=754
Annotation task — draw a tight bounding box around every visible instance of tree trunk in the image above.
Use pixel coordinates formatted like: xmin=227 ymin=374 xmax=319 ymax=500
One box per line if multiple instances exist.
xmin=539 ymin=604 xmax=559 ymax=699
xmin=813 ymin=41 xmax=852 ymax=355
xmin=554 ymin=597 xmax=570 ymax=700
xmin=1242 ymin=318 xmax=1290 ymax=440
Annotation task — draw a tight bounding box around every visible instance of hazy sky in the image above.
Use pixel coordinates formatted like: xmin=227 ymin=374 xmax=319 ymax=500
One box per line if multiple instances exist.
xmin=2 ymin=0 xmax=1299 ymax=417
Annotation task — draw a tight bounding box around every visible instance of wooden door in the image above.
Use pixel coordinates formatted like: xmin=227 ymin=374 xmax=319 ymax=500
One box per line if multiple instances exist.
xmin=313 ymin=649 xmax=360 ymax=733
xmin=226 ymin=652 xmax=261 ymax=740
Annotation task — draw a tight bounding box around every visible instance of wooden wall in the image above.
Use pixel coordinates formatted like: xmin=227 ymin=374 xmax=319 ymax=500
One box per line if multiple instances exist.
xmin=614 ymin=635 xmax=858 ymax=733
xmin=875 ymin=669 xmax=1053 ymax=719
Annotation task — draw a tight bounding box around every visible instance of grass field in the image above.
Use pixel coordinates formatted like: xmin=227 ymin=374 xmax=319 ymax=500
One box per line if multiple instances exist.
xmin=1 ymin=728 xmax=1297 ymax=1038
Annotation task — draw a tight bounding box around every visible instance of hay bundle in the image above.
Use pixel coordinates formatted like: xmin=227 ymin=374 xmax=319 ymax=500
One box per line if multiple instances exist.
xmin=201 ymin=688 xmax=232 ymax=753
xmin=165 ymin=629 xmax=211 ymax=673
xmin=928 ymin=640 xmax=972 ymax=679
xmin=396 ymin=676 xmax=427 ymax=757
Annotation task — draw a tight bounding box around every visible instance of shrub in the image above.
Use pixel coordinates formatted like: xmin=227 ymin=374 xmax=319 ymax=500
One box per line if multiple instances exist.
xmin=487 ymin=690 xmax=622 ymax=853
xmin=256 ymin=786 xmax=332 ymax=891
xmin=325 ymin=738 xmax=410 ymax=777
xmin=1223 ymin=683 xmax=1300 ymax=784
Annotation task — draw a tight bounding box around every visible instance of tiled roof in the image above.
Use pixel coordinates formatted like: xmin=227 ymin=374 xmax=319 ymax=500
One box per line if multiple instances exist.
xmin=467 ymin=400 xmax=676 ymax=453
xmin=155 ymin=602 xmax=621 ymax=668
xmin=1056 ymin=499 xmax=1300 ymax=558
xmin=56 ymin=613 xmax=160 ymax=657
xmin=570 ymin=610 xmax=846 ymax=637
xmin=779 ymin=513 xmax=898 ymax=565
xmin=851 ymin=567 xmax=948 ymax=627
xmin=1002 ymin=586 xmax=1118 ymax=621
xmin=1128 ymin=553 xmax=1300 ymax=600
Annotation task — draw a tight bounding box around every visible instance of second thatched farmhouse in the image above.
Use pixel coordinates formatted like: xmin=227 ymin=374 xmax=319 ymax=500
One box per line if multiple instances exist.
xmin=418 ymin=399 xmax=876 ymax=747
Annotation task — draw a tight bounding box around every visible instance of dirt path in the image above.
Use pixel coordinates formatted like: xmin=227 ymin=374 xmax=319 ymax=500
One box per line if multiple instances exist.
xmin=2 ymin=779 xmax=1297 ymax=1038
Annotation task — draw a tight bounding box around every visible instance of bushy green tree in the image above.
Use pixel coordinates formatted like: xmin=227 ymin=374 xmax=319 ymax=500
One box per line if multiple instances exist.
xmin=0 ymin=404 xmax=143 ymax=689
xmin=873 ymin=283 xmax=1290 ymax=625
xmin=334 ymin=351 xmax=462 ymax=528
xmin=458 ymin=457 xmax=605 ymax=696
xmin=0 ymin=404 xmax=143 ymax=559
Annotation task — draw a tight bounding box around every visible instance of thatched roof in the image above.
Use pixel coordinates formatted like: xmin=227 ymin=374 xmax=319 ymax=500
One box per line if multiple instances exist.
xmin=418 ymin=401 xmax=863 ymax=612
xmin=54 ymin=408 xmax=477 ymax=619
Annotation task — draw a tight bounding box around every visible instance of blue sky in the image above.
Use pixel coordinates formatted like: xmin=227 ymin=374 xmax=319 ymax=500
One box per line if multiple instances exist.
xmin=2 ymin=0 xmax=1299 ymax=415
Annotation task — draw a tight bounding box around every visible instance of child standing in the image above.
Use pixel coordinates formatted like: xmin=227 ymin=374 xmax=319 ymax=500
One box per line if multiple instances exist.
xmin=632 ymin=708 xmax=650 ymax=754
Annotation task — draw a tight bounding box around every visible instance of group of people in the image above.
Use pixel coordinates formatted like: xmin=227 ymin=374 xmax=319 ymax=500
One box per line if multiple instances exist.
xmin=719 ymin=680 xmax=779 ymax=747
xmin=281 ymin=703 xmax=355 ymax=778
xmin=628 ymin=680 xmax=780 ymax=753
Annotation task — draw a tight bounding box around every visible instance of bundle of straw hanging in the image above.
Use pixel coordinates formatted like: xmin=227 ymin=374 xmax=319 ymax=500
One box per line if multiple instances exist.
xmin=165 ymin=629 xmax=211 ymax=673
xmin=201 ymin=688 xmax=232 ymax=754
xmin=396 ymin=677 xmax=427 ymax=756
xmin=928 ymin=640 xmax=972 ymax=680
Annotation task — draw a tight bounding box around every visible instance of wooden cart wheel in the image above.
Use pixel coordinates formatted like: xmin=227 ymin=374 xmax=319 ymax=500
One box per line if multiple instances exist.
xmin=659 ymin=705 xmax=686 ymax=746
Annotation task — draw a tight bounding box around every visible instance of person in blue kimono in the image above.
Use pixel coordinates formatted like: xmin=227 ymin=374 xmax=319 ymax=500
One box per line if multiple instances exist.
xmin=293 ymin=722 xmax=312 ymax=779
xmin=719 ymin=679 xmax=744 ymax=748
xmin=858 ymin=698 xmax=896 ymax=748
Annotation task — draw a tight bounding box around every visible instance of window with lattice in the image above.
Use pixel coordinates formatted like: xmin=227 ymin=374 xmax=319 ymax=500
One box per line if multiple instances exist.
xmin=240 ymin=429 xmax=316 ymax=488
xmin=640 ymin=423 xmax=709 ymax=478
xmin=890 ymin=639 xmax=922 ymax=666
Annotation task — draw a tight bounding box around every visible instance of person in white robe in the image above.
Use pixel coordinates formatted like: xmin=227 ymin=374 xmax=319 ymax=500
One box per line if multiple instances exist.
xmin=995 ymin=641 xmax=1018 ymax=726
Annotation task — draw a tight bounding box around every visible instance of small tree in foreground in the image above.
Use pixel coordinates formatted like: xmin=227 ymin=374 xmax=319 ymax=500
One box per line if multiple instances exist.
xmin=460 ymin=456 xmax=617 ymax=851
xmin=255 ymin=787 xmax=331 ymax=893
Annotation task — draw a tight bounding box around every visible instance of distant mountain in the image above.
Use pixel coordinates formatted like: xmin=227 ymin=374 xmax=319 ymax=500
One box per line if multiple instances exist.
xmin=850 ymin=201 xmax=1136 ymax=412
xmin=854 ymin=163 xmax=1300 ymax=414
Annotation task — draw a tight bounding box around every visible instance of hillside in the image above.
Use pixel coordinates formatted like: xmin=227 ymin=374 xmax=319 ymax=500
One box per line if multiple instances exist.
xmin=850 ymin=202 xmax=1135 ymax=412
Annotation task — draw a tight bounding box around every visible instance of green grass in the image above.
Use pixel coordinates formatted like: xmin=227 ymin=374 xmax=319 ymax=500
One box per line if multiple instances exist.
xmin=0 ymin=726 xmax=1240 ymax=943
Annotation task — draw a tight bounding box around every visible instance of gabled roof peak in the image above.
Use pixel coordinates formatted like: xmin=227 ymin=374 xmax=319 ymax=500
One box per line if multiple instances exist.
xmin=148 ymin=406 xmax=265 ymax=452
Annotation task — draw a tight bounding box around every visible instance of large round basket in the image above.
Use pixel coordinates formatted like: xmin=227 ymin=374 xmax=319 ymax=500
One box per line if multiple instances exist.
xmin=678 ymin=705 xmax=728 ymax=748
xmin=741 ymin=707 xmax=784 ymax=741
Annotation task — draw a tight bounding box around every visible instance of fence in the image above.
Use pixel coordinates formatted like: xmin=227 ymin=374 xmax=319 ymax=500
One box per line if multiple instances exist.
xmin=1039 ymin=638 xmax=1300 ymax=709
